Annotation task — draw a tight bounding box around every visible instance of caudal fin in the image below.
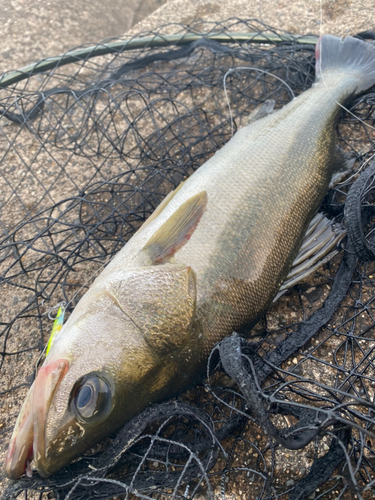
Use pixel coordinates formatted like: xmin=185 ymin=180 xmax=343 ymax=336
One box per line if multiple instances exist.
xmin=316 ymin=35 xmax=375 ymax=94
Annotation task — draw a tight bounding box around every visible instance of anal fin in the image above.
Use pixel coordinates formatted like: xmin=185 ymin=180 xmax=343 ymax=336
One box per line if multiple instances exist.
xmin=274 ymin=213 xmax=346 ymax=302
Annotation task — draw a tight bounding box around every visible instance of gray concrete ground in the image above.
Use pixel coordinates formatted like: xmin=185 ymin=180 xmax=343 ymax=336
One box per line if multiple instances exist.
xmin=131 ymin=0 xmax=374 ymax=39
xmin=2 ymin=1 xmax=374 ymax=74
xmin=0 ymin=0 xmax=167 ymax=71
xmin=1 ymin=1 xmax=375 ymax=499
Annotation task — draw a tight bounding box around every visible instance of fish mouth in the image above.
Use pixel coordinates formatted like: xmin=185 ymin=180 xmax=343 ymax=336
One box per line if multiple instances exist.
xmin=4 ymin=383 xmax=34 ymax=479
xmin=5 ymin=358 xmax=69 ymax=479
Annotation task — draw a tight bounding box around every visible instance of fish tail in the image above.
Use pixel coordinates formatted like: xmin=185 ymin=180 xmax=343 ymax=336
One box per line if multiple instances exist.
xmin=315 ymin=35 xmax=375 ymax=94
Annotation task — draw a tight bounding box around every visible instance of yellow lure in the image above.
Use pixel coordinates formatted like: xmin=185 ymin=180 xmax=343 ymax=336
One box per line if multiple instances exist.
xmin=46 ymin=305 xmax=65 ymax=356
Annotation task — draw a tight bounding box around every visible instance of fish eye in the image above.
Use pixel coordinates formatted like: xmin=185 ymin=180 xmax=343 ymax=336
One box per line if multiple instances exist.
xmin=71 ymin=374 xmax=112 ymax=423
xmin=76 ymin=383 xmax=94 ymax=410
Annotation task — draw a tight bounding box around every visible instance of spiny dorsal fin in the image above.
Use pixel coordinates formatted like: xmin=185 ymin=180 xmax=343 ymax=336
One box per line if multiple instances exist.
xmin=142 ymin=190 xmax=207 ymax=264
xmin=140 ymin=179 xmax=187 ymax=232
xmin=245 ymin=99 xmax=275 ymax=125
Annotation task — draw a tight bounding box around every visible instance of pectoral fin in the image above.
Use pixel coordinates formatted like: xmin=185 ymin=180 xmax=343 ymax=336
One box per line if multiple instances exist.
xmin=274 ymin=213 xmax=346 ymax=301
xmin=141 ymin=190 xmax=208 ymax=264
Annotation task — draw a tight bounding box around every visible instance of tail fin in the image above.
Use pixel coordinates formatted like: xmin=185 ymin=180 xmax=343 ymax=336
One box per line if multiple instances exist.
xmin=315 ymin=35 xmax=375 ymax=94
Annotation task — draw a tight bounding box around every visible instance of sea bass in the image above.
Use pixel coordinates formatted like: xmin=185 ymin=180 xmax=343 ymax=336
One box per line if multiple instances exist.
xmin=6 ymin=35 xmax=375 ymax=479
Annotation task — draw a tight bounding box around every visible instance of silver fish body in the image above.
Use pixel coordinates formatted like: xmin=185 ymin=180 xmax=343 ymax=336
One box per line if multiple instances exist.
xmin=5 ymin=34 xmax=375 ymax=479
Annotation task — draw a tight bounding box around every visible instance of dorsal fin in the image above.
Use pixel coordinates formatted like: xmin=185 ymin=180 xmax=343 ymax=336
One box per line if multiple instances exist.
xmin=245 ymin=99 xmax=275 ymax=125
xmin=141 ymin=190 xmax=207 ymax=264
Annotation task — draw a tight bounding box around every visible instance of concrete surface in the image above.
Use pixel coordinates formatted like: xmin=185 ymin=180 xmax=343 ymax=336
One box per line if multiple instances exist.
xmin=1 ymin=1 xmax=374 ymax=74
xmin=1 ymin=1 xmax=375 ymax=499
xmin=0 ymin=0 xmax=167 ymax=71
xmin=130 ymin=0 xmax=374 ymax=38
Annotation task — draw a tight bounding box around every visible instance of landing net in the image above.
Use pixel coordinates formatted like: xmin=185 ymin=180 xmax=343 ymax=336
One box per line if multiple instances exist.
xmin=1 ymin=19 xmax=375 ymax=500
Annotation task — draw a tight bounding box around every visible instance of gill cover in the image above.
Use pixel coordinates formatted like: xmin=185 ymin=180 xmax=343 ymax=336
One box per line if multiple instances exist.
xmin=105 ymin=264 xmax=196 ymax=354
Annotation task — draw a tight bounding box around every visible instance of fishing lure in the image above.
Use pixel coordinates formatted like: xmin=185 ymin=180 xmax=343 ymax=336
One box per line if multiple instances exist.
xmin=46 ymin=304 xmax=65 ymax=356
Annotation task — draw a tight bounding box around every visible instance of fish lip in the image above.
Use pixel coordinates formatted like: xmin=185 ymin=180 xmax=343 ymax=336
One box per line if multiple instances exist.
xmin=5 ymin=440 xmax=33 ymax=479
xmin=4 ymin=383 xmax=34 ymax=479
xmin=32 ymin=358 xmax=70 ymax=478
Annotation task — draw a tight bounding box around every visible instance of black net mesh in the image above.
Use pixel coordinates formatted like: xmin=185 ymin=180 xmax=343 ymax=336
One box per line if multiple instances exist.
xmin=1 ymin=18 xmax=375 ymax=500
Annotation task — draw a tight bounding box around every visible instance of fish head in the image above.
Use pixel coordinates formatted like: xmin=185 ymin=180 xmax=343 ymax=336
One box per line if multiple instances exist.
xmin=5 ymin=263 xmax=197 ymax=478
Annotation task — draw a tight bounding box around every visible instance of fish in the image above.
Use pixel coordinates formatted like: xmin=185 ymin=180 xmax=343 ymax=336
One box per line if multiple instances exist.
xmin=5 ymin=34 xmax=375 ymax=479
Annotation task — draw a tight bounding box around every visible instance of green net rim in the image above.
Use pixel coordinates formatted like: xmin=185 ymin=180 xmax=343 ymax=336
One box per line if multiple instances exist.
xmin=0 ymin=32 xmax=318 ymax=89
